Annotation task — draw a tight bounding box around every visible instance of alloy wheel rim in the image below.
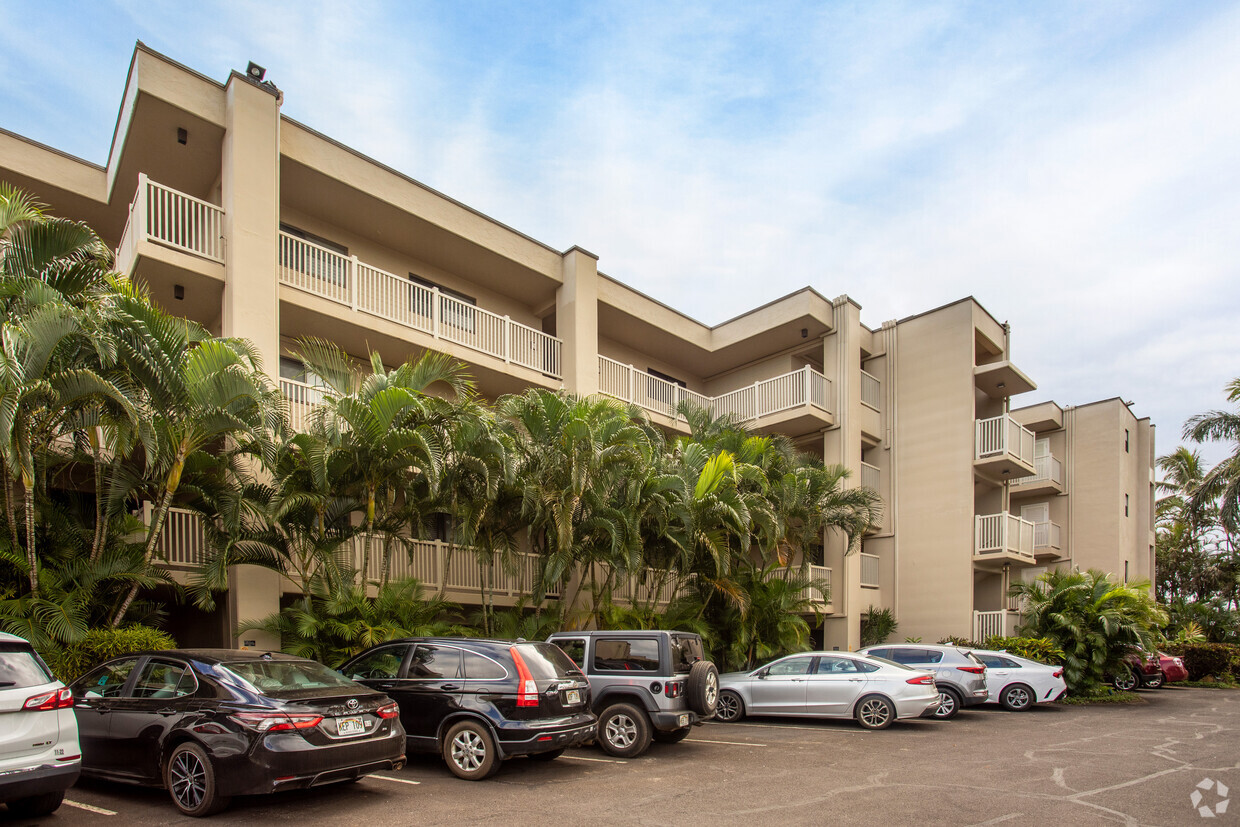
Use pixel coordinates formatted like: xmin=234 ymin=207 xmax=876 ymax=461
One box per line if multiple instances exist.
xmin=705 ymin=673 xmax=718 ymax=708
xmin=935 ymin=692 xmax=956 ymax=717
xmin=859 ymin=699 xmax=890 ymax=727
xmin=1116 ymin=673 xmax=1137 ymax=691
xmin=1008 ymin=688 xmax=1030 ymax=709
xmin=451 ymin=730 xmax=486 ymax=771
xmin=717 ymin=693 xmax=739 ymax=721
xmin=606 ymin=714 xmax=637 ymax=747
xmin=170 ymin=751 xmax=206 ymax=809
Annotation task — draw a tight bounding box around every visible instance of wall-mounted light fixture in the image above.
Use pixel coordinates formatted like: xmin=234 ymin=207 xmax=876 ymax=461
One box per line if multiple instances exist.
xmin=800 ymin=328 xmax=808 ymax=339
xmin=246 ymin=61 xmax=266 ymax=82
xmin=996 ymin=381 xmax=1006 ymax=390
xmin=177 ymin=127 xmax=188 ymax=145
xmin=174 ymin=284 xmax=185 ymax=301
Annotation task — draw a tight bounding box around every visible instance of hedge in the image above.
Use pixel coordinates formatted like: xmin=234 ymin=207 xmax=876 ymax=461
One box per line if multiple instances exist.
xmin=40 ymin=625 xmax=177 ymax=684
xmin=1163 ymin=642 xmax=1240 ymax=681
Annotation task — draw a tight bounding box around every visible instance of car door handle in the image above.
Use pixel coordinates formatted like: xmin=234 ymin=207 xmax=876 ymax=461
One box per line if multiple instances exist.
xmin=848 ymin=678 xmax=865 ymax=682
xmin=156 ymin=708 xmax=176 ymax=716
xmin=375 ymin=682 xmax=396 ymax=690
xmin=439 ymin=684 xmax=460 ymax=692
xmin=791 ymin=678 xmax=806 ymax=682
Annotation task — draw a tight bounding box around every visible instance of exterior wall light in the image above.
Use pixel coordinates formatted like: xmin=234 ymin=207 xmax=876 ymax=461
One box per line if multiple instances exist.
xmin=246 ymin=61 xmax=266 ymax=82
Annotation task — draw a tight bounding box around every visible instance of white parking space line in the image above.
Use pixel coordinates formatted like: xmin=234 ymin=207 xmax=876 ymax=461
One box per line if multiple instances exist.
xmin=689 ymin=738 xmax=768 ymax=747
xmin=707 ymin=721 xmax=864 ymax=734
xmin=559 ymin=755 xmax=628 ymax=764
xmin=367 ymin=774 xmax=422 ymax=785
xmin=63 ymin=800 xmax=117 ymax=815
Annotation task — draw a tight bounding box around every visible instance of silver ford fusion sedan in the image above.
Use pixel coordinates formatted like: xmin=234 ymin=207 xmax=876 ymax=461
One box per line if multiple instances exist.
xmin=714 ymin=651 xmax=941 ymax=730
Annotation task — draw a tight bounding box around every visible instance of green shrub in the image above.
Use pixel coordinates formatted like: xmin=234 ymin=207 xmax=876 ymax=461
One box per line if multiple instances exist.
xmin=1164 ymin=642 xmax=1240 ymax=681
xmin=859 ymin=606 xmax=897 ymax=647
xmin=982 ymin=636 xmax=1065 ymax=665
xmin=40 ymin=625 xmax=176 ymax=684
xmin=937 ymin=636 xmax=979 ymax=647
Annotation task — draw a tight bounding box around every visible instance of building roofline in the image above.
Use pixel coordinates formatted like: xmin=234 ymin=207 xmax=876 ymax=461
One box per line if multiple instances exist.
xmin=0 ymin=126 xmax=104 ymax=172
xmin=896 ymin=295 xmax=1005 ymax=331
xmin=597 ymin=274 xmax=833 ymax=331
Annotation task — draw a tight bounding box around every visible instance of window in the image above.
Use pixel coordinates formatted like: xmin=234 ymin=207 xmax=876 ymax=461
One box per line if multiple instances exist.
xmin=408 ymin=644 xmax=462 ymax=680
xmin=815 ymin=656 xmax=865 ymax=674
xmin=1125 ymin=494 xmax=1130 ymax=517
xmin=279 ymin=223 xmax=349 ymax=286
xmin=75 ymin=659 xmax=139 ymax=699
xmin=220 ymin=660 xmax=357 ymax=693
xmin=1125 ymin=429 xmax=1130 ymax=452
xmin=976 ymin=654 xmax=1020 ymax=669
xmin=132 ymin=660 xmax=196 ymax=699
xmin=0 ymin=643 xmax=53 ymax=689
xmin=593 ymin=638 xmax=659 ymax=672
xmin=555 ymin=639 xmax=586 ymax=669
xmin=462 ymin=650 xmax=508 ymax=681
xmin=1124 ymin=561 xmax=1129 ymax=584
xmin=670 ymin=635 xmax=705 ymax=674
xmin=766 ymin=657 xmax=813 ymax=677
xmin=346 ymin=645 xmax=410 ymax=681
xmin=889 ymin=648 xmax=943 ymax=665
xmin=410 ymin=273 xmax=476 ymax=333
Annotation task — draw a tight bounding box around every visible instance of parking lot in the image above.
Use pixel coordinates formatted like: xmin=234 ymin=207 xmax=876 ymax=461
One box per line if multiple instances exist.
xmin=16 ymin=687 xmax=1238 ymax=826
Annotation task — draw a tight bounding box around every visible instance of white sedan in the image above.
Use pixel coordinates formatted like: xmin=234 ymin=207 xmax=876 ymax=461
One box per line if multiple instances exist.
xmin=972 ymin=649 xmax=1067 ymax=710
xmin=714 ymin=651 xmax=941 ymax=730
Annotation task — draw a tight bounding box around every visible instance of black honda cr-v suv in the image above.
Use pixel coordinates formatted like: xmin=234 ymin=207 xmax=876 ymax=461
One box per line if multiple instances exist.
xmin=340 ymin=637 xmax=594 ymax=780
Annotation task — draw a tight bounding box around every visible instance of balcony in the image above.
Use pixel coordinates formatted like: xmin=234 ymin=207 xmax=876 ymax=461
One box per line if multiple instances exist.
xmin=860 ymin=553 xmax=880 ymax=588
xmin=973 ymin=609 xmax=1020 ymax=641
xmin=1033 ymin=520 xmax=1063 ymax=556
xmin=767 ymin=564 xmax=833 ymax=611
xmin=114 ymin=176 xmax=227 ymax=328
xmin=974 ymin=415 xmax=1036 ymax=482
xmin=974 ymin=513 xmax=1036 ymax=567
xmin=278 ymin=232 xmax=563 ymax=380
xmin=598 ymin=357 xmax=832 ymax=434
xmin=860 ymin=370 xmax=881 ymax=411
xmin=350 ymin=536 xmax=561 ymax=599
xmin=280 ymin=377 xmax=326 ymax=432
xmin=1009 ymin=454 xmax=1064 ymax=495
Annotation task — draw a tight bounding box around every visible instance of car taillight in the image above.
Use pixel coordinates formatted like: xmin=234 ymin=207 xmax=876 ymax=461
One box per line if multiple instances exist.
xmin=956 ymin=666 xmax=986 ymax=674
xmin=375 ymin=703 xmax=400 ymax=719
xmin=1053 ymin=669 xmax=1064 ymax=679
xmin=23 ymin=688 xmax=73 ymax=711
xmin=509 ymin=646 xmax=539 ymax=708
xmin=664 ymin=681 xmax=685 ymax=698
xmin=231 ymin=712 xmax=324 ymax=732
xmin=906 ymin=675 xmax=934 ymax=685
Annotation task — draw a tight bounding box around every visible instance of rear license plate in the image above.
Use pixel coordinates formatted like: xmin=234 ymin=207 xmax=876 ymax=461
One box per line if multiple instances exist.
xmin=678 ymin=714 xmax=689 ymax=727
xmin=337 ymin=716 xmax=365 ymax=736
xmin=566 ymin=689 xmax=581 ymax=705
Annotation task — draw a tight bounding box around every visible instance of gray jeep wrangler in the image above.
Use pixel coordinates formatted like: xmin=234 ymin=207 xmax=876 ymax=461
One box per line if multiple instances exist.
xmin=546 ymin=630 xmax=719 ymax=758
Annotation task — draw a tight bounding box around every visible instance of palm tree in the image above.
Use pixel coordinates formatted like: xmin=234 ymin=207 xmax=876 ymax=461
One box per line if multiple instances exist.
xmin=1011 ymin=568 xmax=1166 ymax=694
xmin=1183 ymin=378 xmax=1240 ymax=608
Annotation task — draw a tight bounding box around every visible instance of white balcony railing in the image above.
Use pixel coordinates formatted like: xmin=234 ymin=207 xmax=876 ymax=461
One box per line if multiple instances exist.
xmin=613 ymin=568 xmax=679 ymax=605
xmin=860 ymin=553 xmax=880 ymax=588
xmin=860 ymin=462 xmax=880 ymax=492
xmin=598 ymin=357 xmax=831 ymax=423
xmin=141 ymin=503 xmax=209 ymax=567
xmin=860 ymin=370 xmax=881 ymax=411
xmin=280 ymin=377 xmax=326 ymax=433
xmin=1011 ymin=455 xmax=1063 ymax=488
xmin=278 ymin=232 xmax=563 ymax=379
xmin=973 ymin=609 xmax=1007 ymax=642
xmin=974 ymin=414 xmax=1036 ymax=467
xmin=350 ymin=536 xmax=561 ymax=598
xmin=1033 ymin=520 xmax=1062 ymax=551
xmin=116 ymin=174 xmax=225 ymax=268
xmin=975 ymin=513 xmax=1036 ymax=561
xmin=765 ymin=564 xmax=833 ymax=606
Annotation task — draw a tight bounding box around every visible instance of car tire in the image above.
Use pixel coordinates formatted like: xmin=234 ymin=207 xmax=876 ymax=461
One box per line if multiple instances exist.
xmin=715 ymin=689 xmax=744 ymax=723
xmin=1112 ymin=670 xmax=1138 ymax=691
xmin=855 ymin=695 xmax=896 ymax=730
xmin=933 ymin=687 xmax=962 ymax=720
xmin=6 ymin=790 xmax=65 ymax=818
xmin=999 ymin=683 xmax=1035 ymax=711
xmin=443 ymin=720 xmax=501 ymax=780
xmin=597 ymin=702 xmax=652 ymax=758
xmin=652 ymin=726 xmax=692 ymax=744
xmin=1144 ymin=672 xmax=1165 ymax=689
xmin=165 ymin=741 xmax=231 ymax=817
xmin=686 ymin=661 xmax=720 ymax=717
xmin=529 ymin=748 xmax=565 ymax=761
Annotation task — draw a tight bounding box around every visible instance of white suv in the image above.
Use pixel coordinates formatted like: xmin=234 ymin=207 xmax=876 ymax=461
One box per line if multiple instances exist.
xmin=0 ymin=632 xmax=80 ymax=817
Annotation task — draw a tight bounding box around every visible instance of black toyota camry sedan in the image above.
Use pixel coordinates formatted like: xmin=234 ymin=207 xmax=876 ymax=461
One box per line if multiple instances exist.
xmin=69 ymin=649 xmax=406 ymax=817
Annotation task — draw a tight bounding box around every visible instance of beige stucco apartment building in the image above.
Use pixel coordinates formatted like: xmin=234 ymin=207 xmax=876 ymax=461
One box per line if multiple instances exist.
xmin=0 ymin=45 xmax=1155 ymax=650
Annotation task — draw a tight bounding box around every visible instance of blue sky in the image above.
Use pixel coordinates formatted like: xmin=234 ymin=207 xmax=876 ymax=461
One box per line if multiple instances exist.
xmin=2 ymin=1 xmax=1238 ymax=463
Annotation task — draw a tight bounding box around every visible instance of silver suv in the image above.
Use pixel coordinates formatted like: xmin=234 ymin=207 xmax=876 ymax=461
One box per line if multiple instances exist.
xmin=547 ymin=630 xmax=718 ymax=757
xmin=0 ymin=633 xmax=81 ymax=817
xmin=856 ymin=644 xmax=988 ymax=719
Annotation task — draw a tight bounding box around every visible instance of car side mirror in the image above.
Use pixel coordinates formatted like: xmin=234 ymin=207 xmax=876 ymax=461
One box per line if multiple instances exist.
xmin=755 ymin=668 xmax=769 ymax=679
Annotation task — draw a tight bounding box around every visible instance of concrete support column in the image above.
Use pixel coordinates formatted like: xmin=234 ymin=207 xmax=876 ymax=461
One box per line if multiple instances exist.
xmin=556 ymin=246 xmax=599 ymax=397
xmin=221 ymin=73 xmax=282 ymax=651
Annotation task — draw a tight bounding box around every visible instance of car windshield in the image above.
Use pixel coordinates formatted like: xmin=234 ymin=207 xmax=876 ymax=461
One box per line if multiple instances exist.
xmin=865 ymin=656 xmax=919 ymax=672
xmin=514 ymin=643 xmax=583 ymax=680
xmin=670 ymin=635 xmax=705 ymax=674
xmin=218 ymin=659 xmax=358 ymax=695
xmin=0 ymin=644 xmax=53 ymax=689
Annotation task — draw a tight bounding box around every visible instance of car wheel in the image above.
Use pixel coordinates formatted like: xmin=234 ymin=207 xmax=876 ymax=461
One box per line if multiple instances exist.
xmin=6 ymin=790 xmax=65 ymax=818
xmin=715 ymin=689 xmax=744 ymax=723
xmin=999 ymin=683 xmax=1035 ymax=711
xmin=165 ymin=741 xmax=231 ymax=817
xmin=1112 ymin=670 xmax=1138 ymax=691
xmin=529 ymin=748 xmax=565 ymax=761
xmin=597 ymin=702 xmax=652 ymax=758
xmin=855 ymin=695 xmax=896 ymax=730
xmin=443 ymin=720 xmax=500 ymax=780
xmin=1144 ymin=672 xmax=1165 ymax=689
xmin=933 ymin=687 xmax=961 ymax=720
xmin=653 ymin=726 xmax=692 ymax=744
xmin=686 ymin=661 xmax=720 ymax=717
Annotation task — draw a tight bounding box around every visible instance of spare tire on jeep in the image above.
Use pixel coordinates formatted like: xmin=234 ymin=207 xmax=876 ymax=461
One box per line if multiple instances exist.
xmin=686 ymin=661 xmax=719 ymax=717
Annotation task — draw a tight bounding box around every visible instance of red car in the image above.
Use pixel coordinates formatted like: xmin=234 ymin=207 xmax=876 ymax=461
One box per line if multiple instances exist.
xmin=1158 ymin=652 xmax=1189 ymax=685
xmin=1111 ymin=651 xmax=1162 ymax=690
